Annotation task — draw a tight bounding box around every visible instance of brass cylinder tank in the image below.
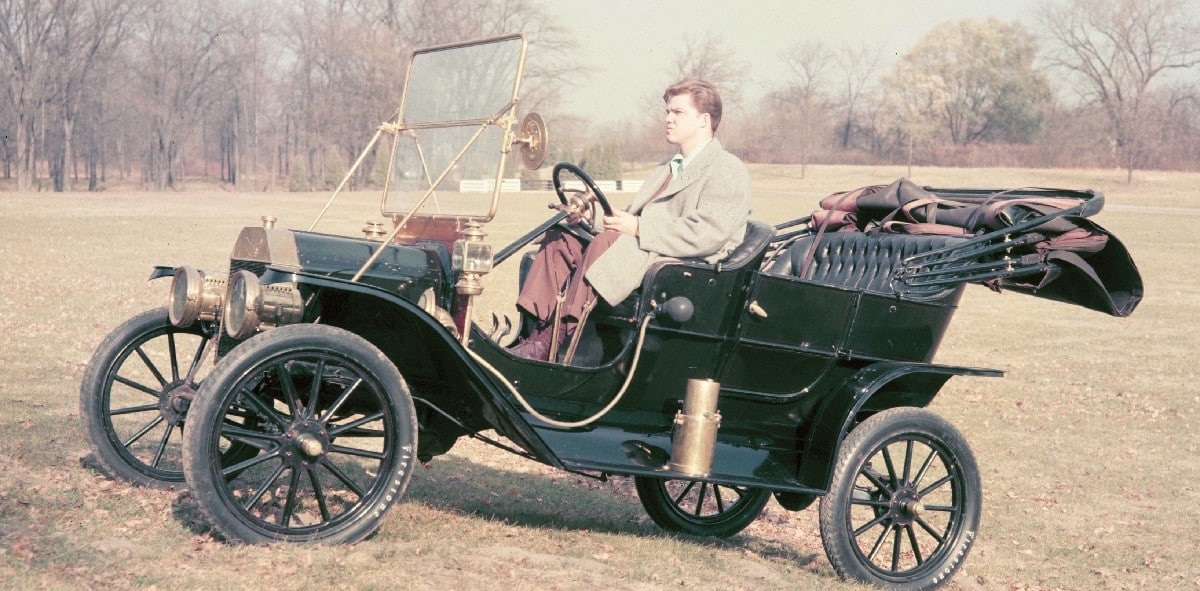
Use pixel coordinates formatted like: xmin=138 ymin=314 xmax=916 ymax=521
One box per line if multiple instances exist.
xmin=668 ymin=379 xmax=722 ymax=477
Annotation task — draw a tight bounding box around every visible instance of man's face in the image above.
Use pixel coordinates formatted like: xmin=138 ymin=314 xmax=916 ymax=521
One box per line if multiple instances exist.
xmin=663 ymin=93 xmax=710 ymax=153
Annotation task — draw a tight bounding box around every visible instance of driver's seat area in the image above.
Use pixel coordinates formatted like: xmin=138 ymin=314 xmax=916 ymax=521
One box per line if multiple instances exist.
xmin=597 ymin=219 xmax=775 ymax=320
xmin=517 ymin=220 xmax=775 ymax=367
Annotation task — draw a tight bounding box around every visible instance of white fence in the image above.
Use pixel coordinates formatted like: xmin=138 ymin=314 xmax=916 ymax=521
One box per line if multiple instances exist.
xmin=458 ymin=178 xmax=522 ymax=193
xmin=458 ymin=178 xmax=643 ymax=193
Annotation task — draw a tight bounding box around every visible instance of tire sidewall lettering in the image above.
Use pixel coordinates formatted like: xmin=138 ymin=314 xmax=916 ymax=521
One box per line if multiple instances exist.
xmin=929 ymin=530 xmax=975 ymax=585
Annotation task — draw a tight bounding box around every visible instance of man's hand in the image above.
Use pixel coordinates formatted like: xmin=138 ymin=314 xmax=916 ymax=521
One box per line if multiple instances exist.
xmin=556 ymin=189 xmax=592 ymax=225
xmin=603 ymin=210 xmax=639 ymax=236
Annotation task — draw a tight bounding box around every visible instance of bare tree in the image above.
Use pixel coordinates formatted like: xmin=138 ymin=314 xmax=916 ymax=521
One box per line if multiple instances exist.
xmin=623 ymin=31 xmax=747 ymax=159
xmin=204 ymin=3 xmax=281 ymax=189
xmin=777 ymin=41 xmax=832 ymax=178
xmin=0 ymin=0 xmax=61 ymax=191
xmin=670 ymin=31 xmax=748 ymax=110
xmin=1041 ymin=0 xmax=1200 ymax=181
xmin=4 ymin=0 xmax=580 ymax=191
xmin=130 ymin=1 xmax=237 ymax=189
xmin=881 ymin=73 xmax=948 ymax=176
xmin=47 ymin=0 xmax=131 ymax=191
xmin=832 ymin=43 xmax=881 ymax=150
xmin=1162 ymin=82 xmax=1200 ymax=168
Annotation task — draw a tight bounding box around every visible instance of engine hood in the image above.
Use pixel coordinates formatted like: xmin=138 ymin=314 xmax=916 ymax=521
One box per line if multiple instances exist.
xmin=230 ymin=226 xmax=445 ymax=298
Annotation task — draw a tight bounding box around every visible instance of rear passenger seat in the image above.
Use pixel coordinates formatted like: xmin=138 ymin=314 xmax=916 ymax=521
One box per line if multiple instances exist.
xmin=765 ymin=232 xmax=967 ymax=295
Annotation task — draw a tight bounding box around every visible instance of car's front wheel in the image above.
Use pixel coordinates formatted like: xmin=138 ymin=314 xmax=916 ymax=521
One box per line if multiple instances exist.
xmin=79 ymin=307 xmax=212 ymax=487
xmin=819 ymin=407 xmax=981 ymax=590
xmin=182 ymin=324 xmax=418 ymax=543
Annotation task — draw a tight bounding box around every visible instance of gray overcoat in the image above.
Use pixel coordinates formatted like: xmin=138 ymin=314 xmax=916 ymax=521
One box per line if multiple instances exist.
xmin=585 ymin=138 xmax=751 ymax=305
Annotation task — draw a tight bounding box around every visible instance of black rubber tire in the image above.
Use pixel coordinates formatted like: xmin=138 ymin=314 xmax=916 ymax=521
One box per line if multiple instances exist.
xmin=634 ymin=476 xmax=771 ymax=538
xmin=819 ymin=407 xmax=981 ymax=591
xmin=79 ymin=308 xmax=212 ymax=488
xmin=182 ymin=324 xmax=418 ymax=544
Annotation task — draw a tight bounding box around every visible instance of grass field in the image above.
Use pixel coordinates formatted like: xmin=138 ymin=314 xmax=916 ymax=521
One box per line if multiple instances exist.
xmin=1 ymin=164 xmax=1197 ymax=590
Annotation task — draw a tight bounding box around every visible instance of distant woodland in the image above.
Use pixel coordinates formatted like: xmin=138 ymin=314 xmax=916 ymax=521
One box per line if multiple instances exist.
xmin=2 ymin=0 xmax=1198 ymax=192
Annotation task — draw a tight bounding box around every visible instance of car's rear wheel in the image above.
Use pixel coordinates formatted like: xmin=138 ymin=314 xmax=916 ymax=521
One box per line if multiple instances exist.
xmin=819 ymin=407 xmax=981 ymax=590
xmin=182 ymin=324 xmax=418 ymax=543
xmin=634 ymin=476 xmax=771 ymax=538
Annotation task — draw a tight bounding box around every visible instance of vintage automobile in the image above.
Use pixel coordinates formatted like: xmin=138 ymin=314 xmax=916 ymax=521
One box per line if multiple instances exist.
xmin=79 ymin=34 xmax=1142 ymax=590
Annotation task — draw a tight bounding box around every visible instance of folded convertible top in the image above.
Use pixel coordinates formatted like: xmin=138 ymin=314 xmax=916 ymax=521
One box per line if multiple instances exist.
xmin=784 ymin=178 xmax=1142 ymax=317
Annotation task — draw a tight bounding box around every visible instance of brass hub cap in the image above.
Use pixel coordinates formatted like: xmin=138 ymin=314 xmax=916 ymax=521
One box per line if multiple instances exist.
xmin=282 ymin=421 xmax=329 ymax=467
xmin=890 ymin=487 xmax=924 ymax=526
xmin=296 ymin=434 xmax=325 ymax=458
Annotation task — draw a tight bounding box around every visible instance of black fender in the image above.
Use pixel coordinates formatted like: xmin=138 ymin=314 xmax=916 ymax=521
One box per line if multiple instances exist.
xmin=149 ymin=265 xmax=177 ymax=280
xmin=258 ymin=267 xmax=563 ymax=468
xmin=796 ymin=361 xmax=1002 ymax=491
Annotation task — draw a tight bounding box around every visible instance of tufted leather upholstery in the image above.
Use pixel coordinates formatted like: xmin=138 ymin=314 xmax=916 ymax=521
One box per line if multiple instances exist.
xmin=765 ymin=232 xmax=967 ymax=294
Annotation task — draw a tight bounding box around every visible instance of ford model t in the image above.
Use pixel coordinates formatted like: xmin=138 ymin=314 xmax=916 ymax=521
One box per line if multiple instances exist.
xmin=80 ymin=35 xmax=1142 ymax=590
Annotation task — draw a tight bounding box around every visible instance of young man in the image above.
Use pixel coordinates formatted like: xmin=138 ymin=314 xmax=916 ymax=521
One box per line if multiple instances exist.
xmin=513 ymin=78 xmax=752 ymax=360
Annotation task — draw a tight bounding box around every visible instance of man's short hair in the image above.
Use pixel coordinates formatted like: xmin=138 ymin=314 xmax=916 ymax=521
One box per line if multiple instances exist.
xmin=663 ymin=79 xmax=723 ymax=133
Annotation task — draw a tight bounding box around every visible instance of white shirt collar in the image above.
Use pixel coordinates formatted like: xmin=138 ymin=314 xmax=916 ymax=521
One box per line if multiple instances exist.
xmin=673 ymin=138 xmax=713 ymax=177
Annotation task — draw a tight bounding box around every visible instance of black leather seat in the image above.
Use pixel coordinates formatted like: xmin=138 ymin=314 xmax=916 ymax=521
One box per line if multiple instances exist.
xmin=519 ymin=220 xmax=776 ymax=312
xmin=690 ymin=219 xmax=777 ymax=272
xmin=513 ymin=220 xmax=775 ymax=366
xmin=765 ymin=232 xmax=966 ymax=295
xmin=600 ymin=219 xmax=776 ymax=318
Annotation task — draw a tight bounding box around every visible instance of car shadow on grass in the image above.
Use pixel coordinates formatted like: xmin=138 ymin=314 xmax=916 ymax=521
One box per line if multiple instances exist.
xmin=402 ymin=454 xmax=819 ymax=566
xmin=163 ymin=453 xmax=818 ymax=571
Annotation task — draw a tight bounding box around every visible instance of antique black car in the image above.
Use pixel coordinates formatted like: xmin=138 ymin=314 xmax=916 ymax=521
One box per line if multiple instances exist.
xmin=79 ymin=35 xmax=1142 ymax=590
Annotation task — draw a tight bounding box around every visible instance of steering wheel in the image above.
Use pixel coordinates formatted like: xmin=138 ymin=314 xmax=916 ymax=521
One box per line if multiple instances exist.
xmin=552 ymin=162 xmax=614 ymax=234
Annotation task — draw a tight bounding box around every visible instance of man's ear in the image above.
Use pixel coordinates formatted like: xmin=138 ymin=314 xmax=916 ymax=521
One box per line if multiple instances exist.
xmin=700 ymin=113 xmax=711 ymax=129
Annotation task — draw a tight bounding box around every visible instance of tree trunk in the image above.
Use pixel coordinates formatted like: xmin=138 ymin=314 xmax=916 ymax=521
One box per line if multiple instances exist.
xmin=906 ymin=136 xmax=915 ymax=177
xmin=230 ymin=97 xmax=241 ymax=186
xmin=17 ymin=114 xmax=34 ymax=192
xmin=167 ymin=139 xmax=178 ymax=189
xmin=88 ymin=148 xmax=99 ymax=191
xmin=269 ymin=136 xmax=279 ymax=192
xmin=62 ymin=116 xmax=74 ymax=192
xmin=51 ymin=152 xmax=63 ymax=191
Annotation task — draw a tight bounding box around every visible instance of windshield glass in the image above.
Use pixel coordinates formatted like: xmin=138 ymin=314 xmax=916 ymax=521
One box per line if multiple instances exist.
xmin=383 ymin=35 xmax=525 ymax=221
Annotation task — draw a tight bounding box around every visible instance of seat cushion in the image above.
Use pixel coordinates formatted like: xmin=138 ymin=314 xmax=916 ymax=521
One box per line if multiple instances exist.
xmin=766 ymin=232 xmax=966 ymax=294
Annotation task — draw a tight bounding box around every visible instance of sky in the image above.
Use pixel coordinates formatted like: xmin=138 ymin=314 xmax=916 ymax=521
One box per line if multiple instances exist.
xmin=546 ymin=0 xmax=1040 ymax=124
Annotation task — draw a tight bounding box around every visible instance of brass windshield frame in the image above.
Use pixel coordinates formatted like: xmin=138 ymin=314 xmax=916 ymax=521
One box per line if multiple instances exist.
xmin=307 ymin=34 xmax=528 ymax=234
xmin=380 ymin=33 xmax=528 ymax=225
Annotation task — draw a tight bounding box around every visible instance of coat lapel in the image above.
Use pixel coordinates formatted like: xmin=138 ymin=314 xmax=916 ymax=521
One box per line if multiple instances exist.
xmin=628 ymin=164 xmax=671 ymax=214
xmin=637 ymin=139 xmax=724 ymax=212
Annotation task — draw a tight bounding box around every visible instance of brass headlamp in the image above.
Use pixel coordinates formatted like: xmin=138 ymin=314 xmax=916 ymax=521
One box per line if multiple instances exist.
xmin=452 ymin=222 xmax=493 ymax=296
xmin=168 ymin=265 xmax=227 ymax=327
xmin=222 ymin=270 xmax=304 ymax=339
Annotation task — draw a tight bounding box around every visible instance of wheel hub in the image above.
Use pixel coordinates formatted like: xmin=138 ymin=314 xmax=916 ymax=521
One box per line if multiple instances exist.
xmin=157 ymin=381 xmax=197 ymax=425
xmin=296 ymin=433 xmax=324 ymax=458
xmin=282 ymin=420 xmax=329 ymax=467
xmin=890 ymin=486 xmax=924 ymax=525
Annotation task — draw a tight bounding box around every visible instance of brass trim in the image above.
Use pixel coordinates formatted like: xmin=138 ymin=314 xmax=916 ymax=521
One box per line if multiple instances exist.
xmin=381 ymin=34 xmax=529 ymax=225
xmin=514 ymin=112 xmax=548 ymax=170
xmin=229 ymin=227 xmax=301 ymax=270
xmin=168 ymin=266 xmax=228 ymax=327
xmin=668 ymin=379 xmax=723 ymax=477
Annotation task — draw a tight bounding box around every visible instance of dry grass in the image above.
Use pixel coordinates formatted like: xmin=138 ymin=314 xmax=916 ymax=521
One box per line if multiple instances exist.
xmin=1 ymin=164 xmax=1197 ymax=590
